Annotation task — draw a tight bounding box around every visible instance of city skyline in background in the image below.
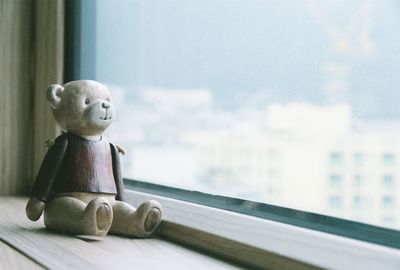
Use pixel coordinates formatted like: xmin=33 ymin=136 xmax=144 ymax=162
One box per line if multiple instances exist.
xmin=107 ymin=87 xmax=400 ymax=229
xmin=88 ymin=0 xmax=400 ymax=229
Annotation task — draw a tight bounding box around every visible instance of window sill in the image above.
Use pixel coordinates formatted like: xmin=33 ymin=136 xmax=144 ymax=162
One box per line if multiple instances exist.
xmin=126 ymin=189 xmax=400 ymax=270
xmin=1 ymin=194 xmax=399 ymax=270
xmin=0 ymin=197 xmax=240 ymax=270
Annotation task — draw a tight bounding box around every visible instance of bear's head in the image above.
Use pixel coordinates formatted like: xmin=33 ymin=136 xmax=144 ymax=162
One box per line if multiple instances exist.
xmin=47 ymin=80 xmax=114 ymax=138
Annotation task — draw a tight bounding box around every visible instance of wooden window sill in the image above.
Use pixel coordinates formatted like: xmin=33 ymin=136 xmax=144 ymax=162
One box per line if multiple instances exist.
xmin=126 ymin=189 xmax=400 ymax=270
xmin=0 ymin=197 xmax=240 ymax=270
xmin=2 ymin=192 xmax=400 ymax=270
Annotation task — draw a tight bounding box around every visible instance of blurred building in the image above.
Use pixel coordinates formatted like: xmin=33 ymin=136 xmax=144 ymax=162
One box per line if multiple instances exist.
xmin=109 ymin=88 xmax=400 ymax=229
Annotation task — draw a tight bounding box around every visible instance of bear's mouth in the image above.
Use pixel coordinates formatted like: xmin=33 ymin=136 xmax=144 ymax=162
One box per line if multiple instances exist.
xmin=100 ymin=110 xmax=112 ymax=120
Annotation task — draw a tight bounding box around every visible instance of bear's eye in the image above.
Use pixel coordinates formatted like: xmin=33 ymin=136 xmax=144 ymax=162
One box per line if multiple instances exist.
xmin=106 ymin=97 xmax=111 ymax=102
xmin=85 ymin=98 xmax=90 ymax=105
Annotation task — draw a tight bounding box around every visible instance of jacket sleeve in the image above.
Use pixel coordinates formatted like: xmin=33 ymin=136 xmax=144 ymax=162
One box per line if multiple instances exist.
xmin=31 ymin=134 xmax=68 ymax=202
xmin=110 ymin=143 xmax=125 ymax=201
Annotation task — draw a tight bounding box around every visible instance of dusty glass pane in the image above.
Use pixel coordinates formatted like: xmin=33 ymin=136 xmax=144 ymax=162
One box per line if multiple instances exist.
xmin=88 ymin=0 xmax=400 ymax=230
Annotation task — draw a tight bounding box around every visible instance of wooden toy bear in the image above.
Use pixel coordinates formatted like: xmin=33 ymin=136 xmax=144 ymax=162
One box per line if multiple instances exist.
xmin=26 ymin=80 xmax=162 ymax=237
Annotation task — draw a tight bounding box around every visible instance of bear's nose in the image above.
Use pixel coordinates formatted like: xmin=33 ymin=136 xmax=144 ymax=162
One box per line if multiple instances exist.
xmin=102 ymin=102 xmax=110 ymax=109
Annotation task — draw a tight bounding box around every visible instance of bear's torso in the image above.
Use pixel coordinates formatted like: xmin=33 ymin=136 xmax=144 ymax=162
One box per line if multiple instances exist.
xmin=53 ymin=133 xmax=117 ymax=195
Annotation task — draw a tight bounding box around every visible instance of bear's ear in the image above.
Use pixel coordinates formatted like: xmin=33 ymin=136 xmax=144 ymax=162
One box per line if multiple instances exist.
xmin=47 ymin=84 xmax=64 ymax=108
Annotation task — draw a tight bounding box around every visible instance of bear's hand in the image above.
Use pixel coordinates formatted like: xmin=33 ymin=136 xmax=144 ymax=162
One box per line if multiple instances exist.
xmin=116 ymin=145 xmax=127 ymax=155
xmin=26 ymin=197 xmax=46 ymax=221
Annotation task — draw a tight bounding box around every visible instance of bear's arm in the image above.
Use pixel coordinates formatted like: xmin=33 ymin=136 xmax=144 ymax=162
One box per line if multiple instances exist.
xmin=110 ymin=143 xmax=126 ymax=201
xmin=31 ymin=134 xmax=68 ymax=202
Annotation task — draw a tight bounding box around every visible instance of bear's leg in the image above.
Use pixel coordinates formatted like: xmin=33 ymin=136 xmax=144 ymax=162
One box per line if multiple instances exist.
xmin=109 ymin=200 xmax=162 ymax=238
xmin=44 ymin=196 xmax=113 ymax=236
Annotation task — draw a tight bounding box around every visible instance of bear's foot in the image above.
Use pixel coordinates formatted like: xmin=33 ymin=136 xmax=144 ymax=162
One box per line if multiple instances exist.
xmin=108 ymin=200 xmax=163 ymax=238
xmin=144 ymin=207 xmax=162 ymax=233
xmin=44 ymin=196 xmax=113 ymax=236
xmin=129 ymin=200 xmax=162 ymax=238
xmin=84 ymin=197 xmax=113 ymax=236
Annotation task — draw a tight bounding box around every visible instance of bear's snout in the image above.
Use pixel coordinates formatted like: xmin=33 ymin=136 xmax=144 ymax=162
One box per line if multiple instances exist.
xmin=102 ymin=102 xmax=111 ymax=109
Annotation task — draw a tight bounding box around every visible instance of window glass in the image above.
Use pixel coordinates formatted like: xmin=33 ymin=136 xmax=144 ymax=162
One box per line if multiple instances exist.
xmin=383 ymin=175 xmax=395 ymax=188
xmin=329 ymin=195 xmax=343 ymax=209
xmin=383 ymin=153 xmax=396 ymax=166
xmin=83 ymin=0 xmax=400 ymax=230
xmin=329 ymin=152 xmax=343 ymax=166
xmin=352 ymin=195 xmax=364 ymax=208
xmin=353 ymin=174 xmax=364 ymax=187
xmin=353 ymin=152 xmax=364 ymax=166
xmin=329 ymin=174 xmax=342 ymax=187
xmin=382 ymin=196 xmax=395 ymax=209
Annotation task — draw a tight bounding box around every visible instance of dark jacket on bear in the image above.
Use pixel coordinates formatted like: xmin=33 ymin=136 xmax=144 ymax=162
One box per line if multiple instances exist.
xmin=31 ymin=133 xmax=125 ymax=202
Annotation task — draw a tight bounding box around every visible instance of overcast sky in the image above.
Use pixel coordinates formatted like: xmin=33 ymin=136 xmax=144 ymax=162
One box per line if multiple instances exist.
xmin=81 ymin=0 xmax=400 ymax=120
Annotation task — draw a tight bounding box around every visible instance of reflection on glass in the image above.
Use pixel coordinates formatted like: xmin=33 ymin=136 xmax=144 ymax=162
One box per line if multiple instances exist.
xmin=88 ymin=0 xmax=400 ymax=229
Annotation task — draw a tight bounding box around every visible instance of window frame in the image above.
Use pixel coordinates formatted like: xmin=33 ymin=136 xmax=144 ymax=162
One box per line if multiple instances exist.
xmin=65 ymin=2 xmax=400 ymax=269
xmin=124 ymin=179 xmax=400 ymax=249
xmin=125 ymin=179 xmax=400 ymax=270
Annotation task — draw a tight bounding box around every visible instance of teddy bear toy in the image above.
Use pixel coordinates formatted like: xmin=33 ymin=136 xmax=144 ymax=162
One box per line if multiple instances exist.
xmin=26 ymin=80 xmax=162 ymax=237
